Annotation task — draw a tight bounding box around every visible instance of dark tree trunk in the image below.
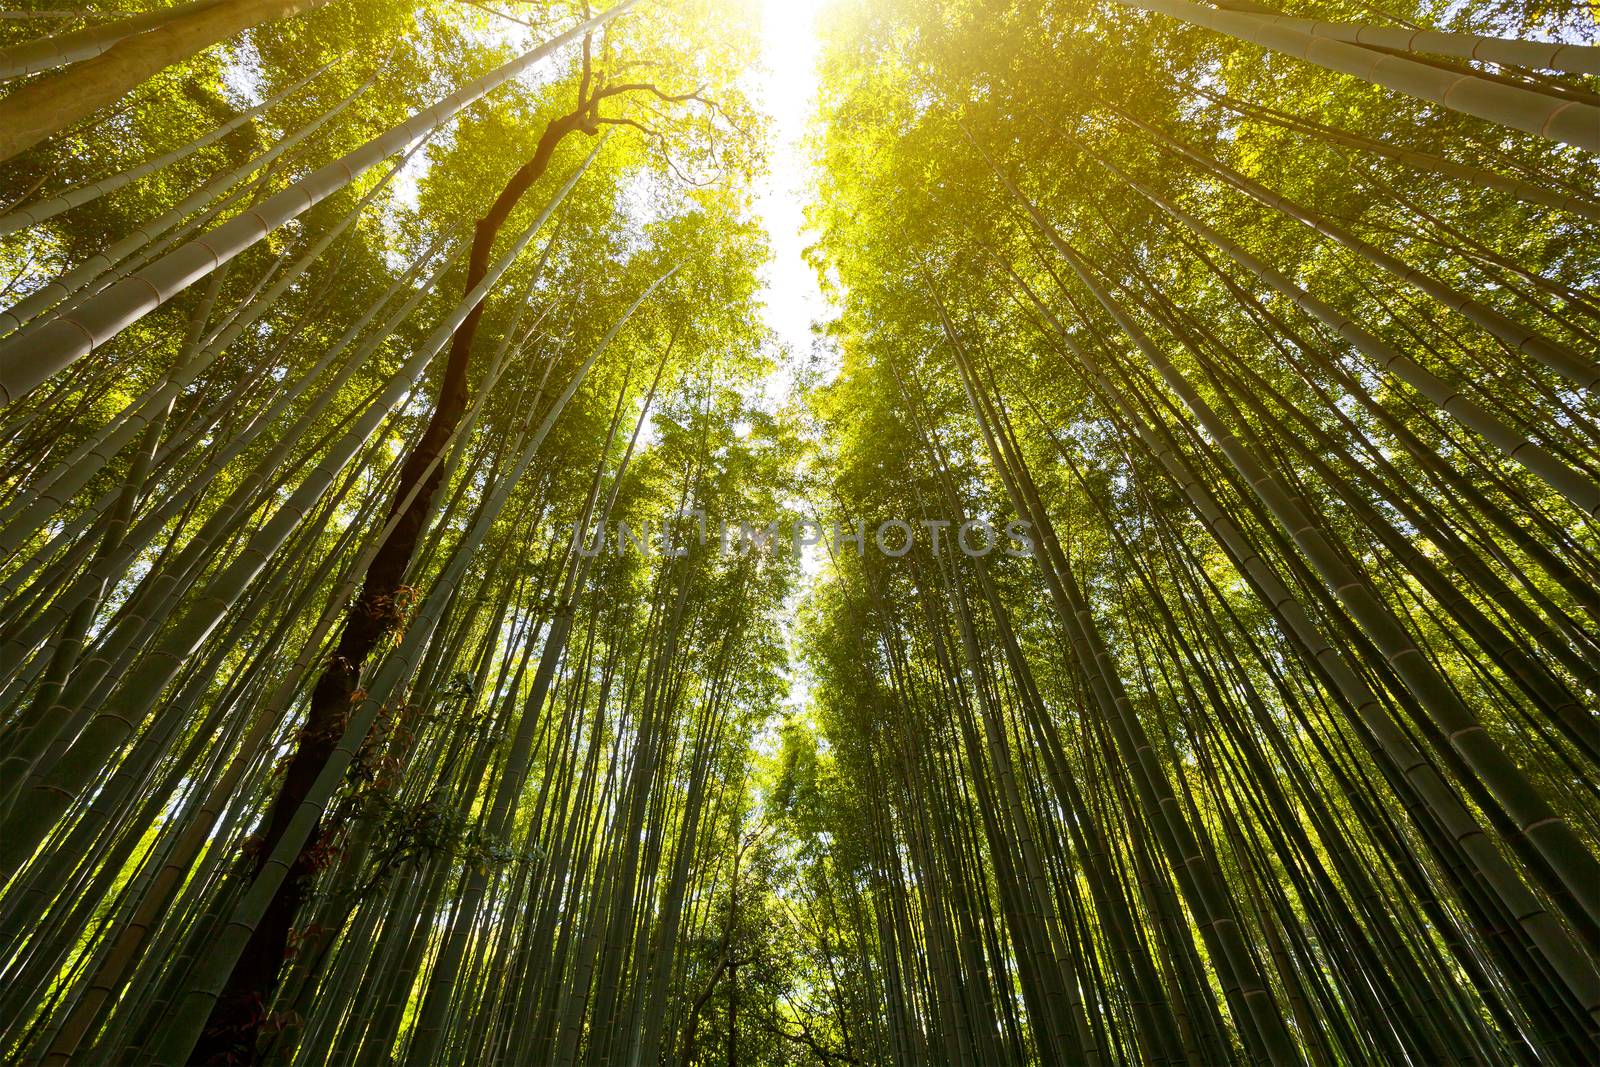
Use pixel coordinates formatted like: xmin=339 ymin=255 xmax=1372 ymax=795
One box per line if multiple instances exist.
xmin=192 ymin=106 xmax=595 ymax=1067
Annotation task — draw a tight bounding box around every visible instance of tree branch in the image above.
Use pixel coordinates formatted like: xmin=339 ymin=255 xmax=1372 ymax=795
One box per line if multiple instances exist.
xmin=594 ymin=80 xmax=709 ymax=106
xmin=454 ymin=0 xmax=535 ymax=27
xmin=594 ymin=115 xmax=654 ymax=138
xmin=577 ymin=23 xmax=593 ymax=109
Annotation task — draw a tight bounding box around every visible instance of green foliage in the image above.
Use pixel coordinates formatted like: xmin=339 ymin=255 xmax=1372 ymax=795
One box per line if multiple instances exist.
xmin=0 ymin=0 xmax=1596 ymax=1063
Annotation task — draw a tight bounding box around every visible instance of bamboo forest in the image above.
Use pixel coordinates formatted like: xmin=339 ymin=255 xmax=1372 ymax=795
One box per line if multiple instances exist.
xmin=1 ymin=0 xmax=1599 ymax=1063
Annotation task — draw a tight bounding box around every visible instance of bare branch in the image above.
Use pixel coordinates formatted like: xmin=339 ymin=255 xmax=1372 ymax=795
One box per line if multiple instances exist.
xmin=594 ymin=115 xmax=656 ymax=138
xmin=593 ymin=81 xmax=710 ymax=106
xmin=453 ymin=0 xmax=535 ymax=26
xmin=577 ymin=29 xmax=594 ymax=108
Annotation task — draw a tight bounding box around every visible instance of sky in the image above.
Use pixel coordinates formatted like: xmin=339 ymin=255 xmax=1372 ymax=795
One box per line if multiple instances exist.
xmin=749 ymin=0 xmax=835 ymax=737
xmin=751 ymin=0 xmax=833 ymax=400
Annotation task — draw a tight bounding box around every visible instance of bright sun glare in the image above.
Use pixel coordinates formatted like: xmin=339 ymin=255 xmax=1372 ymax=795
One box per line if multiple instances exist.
xmin=753 ymin=0 xmax=833 ymax=387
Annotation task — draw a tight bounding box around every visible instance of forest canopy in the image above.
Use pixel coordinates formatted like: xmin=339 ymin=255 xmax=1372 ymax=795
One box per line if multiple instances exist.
xmin=0 ymin=0 xmax=1597 ymax=1063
